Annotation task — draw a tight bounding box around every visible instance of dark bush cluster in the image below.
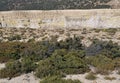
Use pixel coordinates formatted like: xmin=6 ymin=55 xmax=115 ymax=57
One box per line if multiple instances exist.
xmin=0 ymin=58 xmax=37 ymax=78
xmin=0 ymin=36 xmax=89 ymax=78
xmin=0 ymin=36 xmax=120 ymax=79
xmin=35 ymin=49 xmax=89 ymax=78
xmin=86 ymin=40 xmax=120 ymax=59
xmin=86 ymin=39 xmax=120 ymax=74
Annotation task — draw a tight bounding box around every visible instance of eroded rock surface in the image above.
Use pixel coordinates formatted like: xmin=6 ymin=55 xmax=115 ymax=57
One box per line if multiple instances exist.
xmin=0 ymin=9 xmax=120 ymax=28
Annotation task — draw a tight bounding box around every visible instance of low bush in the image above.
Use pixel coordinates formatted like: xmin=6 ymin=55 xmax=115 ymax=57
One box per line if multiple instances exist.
xmin=104 ymin=28 xmax=117 ymax=35
xmin=85 ymin=72 xmax=97 ymax=80
xmin=40 ymin=76 xmax=81 ymax=83
xmin=0 ymin=58 xmax=37 ymax=78
xmin=0 ymin=36 xmax=120 ymax=79
xmin=0 ymin=56 xmax=11 ymax=63
xmin=104 ymin=76 xmax=116 ymax=80
xmin=21 ymin=58 xmax=37 ymax=73
xmin=35 ymin=49 xmax=89 ymax=78
xmin=0 ymin=61 xmax=21 ymax=78
xmin=85 ymin=55 xmax=115 ymax=75
xmin=86 ymin=40 xmax=120 ymax=59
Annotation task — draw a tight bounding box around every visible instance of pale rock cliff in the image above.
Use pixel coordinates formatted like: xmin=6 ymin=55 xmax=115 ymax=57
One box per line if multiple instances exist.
xmin=0 ymin=9 xmax=120 ymax=28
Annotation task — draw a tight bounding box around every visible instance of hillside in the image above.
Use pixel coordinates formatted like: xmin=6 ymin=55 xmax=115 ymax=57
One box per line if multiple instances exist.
xmin=0 ymin=27 xmax=120 ymax=83
xmin=0 ymin=0 xmax=120 ymax=83
xmin=0 ymin=0 xmax=120 ymax=11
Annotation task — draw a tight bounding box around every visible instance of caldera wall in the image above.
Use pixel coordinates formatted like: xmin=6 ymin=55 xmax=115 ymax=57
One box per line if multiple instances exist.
xmin=0 ymin=9 xmax=120 ymax=28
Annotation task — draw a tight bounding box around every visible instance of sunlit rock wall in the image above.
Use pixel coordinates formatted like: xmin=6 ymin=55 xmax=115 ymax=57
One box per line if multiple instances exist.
xmin=0 ymin=9 xmax=120 ymax=28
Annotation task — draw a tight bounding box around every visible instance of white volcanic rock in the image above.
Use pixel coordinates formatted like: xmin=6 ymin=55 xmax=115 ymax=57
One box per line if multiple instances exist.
xmin=0 ymin=9 xmax=120 ymax=28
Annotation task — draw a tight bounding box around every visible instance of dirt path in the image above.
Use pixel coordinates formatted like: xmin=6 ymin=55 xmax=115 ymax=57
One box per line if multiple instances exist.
xmin=0 ymin=73 xmax=40 ymax=83
xmin=65 ymin=71 xmax=120 ymax=83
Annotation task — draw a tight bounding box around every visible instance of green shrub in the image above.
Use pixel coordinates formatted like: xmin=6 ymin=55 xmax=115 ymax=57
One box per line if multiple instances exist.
xmin=0 ymin=61 xmax=21 ymax=78
xmin=104 ymin=76 xmax=116 ymax=80
xmin=104 ymin=28 xmax=117 ymax=35
xmin=85 ymin=72 xmax=97 ymax=80
xmin=0 ymin=56 xmax=11 ymax=63
xmin=0 ymin=36 xmax=84 ymax=62
xmin=94 ymin=29 xmax=101 ymax=33
xmin=0 ymin=36 xmax=120 ymax=79
xmin=21 ymin=58 xmax=37 ymax=73
xmin=0 ymin=58 xmax=37 ymax=78
xmin=0 ymin=42 xmax=22 ymax=61
xmin=35 ymin=59 xmax=58 ymax=78
xmin=85 ymin=55 xmax=115 ymax=75
xmin=35 ymin=49 xmax=89 ymax=78
xmin=40 ymin=76 xmax=81 ymax=83
xmin=113 ymin=58 xmax=120 ymax=68
xmin=86 ymin=40 xmax=120 ymax=59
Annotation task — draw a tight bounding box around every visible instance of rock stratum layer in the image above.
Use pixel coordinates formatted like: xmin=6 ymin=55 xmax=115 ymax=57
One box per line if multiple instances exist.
xmin=0 ymin=9 xmax=120 ymax=28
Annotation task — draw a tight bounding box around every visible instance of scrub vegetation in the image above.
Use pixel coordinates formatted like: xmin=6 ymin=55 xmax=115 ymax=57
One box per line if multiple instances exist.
xmin=0 ymin=36 xmax=120 ymax=81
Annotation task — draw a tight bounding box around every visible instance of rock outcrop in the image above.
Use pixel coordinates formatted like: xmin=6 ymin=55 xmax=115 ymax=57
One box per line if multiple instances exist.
xmin=0 ymin=9 xmax=120 ymax=28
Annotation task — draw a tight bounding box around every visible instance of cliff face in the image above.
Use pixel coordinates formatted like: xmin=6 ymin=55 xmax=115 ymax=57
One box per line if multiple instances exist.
xmin=0 ymin=9 xmax=120 ymax=28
